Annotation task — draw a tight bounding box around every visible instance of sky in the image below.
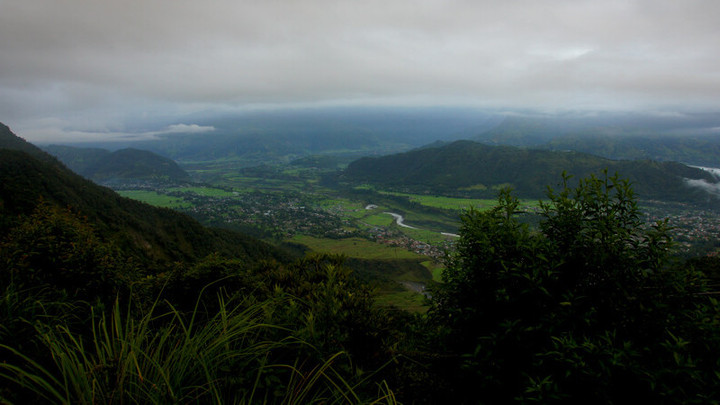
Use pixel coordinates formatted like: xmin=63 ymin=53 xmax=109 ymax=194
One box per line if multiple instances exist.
xmin=1 ymin=0 xmax=719 ymax=142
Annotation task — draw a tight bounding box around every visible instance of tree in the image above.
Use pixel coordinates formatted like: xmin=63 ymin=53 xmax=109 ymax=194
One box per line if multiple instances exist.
xmin=428 ymin=172 xmax=718 ymax=403
xmin=1 ymin=202 xmax=133 ymax=302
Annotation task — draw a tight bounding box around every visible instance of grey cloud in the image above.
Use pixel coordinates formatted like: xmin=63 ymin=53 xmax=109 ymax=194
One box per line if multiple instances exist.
xmin=685 ymin=166 xmax=720 ymax=197
xmin=685 ymin=179 xmax=720 ymax=198
xmin=163 ymin=124 xmax=215 ymax=134
xmin=23 ymin=122 xmax=215 ymax=144
xmin=1 ymin=0 xmax=720 ymax=142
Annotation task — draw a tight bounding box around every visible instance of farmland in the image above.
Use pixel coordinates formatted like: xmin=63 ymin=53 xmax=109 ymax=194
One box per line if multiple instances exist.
xmin=111 ymin=158 xmax=720 ymax=310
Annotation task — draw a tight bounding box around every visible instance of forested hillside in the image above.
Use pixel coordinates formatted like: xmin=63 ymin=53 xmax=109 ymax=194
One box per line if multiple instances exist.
xmin=344 ymin=140 xmax=720 ymax=203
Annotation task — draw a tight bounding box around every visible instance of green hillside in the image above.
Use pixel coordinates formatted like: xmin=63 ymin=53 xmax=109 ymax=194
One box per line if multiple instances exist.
xmin=343 ymin=140 xmax=720 ymax=203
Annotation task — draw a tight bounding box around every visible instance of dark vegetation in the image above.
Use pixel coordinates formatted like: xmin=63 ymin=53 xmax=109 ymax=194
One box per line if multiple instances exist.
xmin=3 ymin=123 xmax=720 ymax=402
xmin=0 ymin=149 xmax=280 ymax=266
xmin=343 ymin=139 xmax=720 ymax=203
xmin=424 ymin=174 xmax=720 ymax=403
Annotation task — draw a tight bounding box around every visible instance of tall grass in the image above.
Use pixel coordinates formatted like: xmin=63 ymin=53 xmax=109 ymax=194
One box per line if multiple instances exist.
xmin=0 ymin=290 xmax=397 ymax=404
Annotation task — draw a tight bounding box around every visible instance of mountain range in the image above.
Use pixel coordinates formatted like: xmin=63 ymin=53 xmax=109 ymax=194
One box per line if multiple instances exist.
xmin=54 ymin=107 xmax=501 ymax=166
xmin=476 ymin=113 xmax=720 ymax=166
xmin=47 ymin=109 xmax=720 ymax=168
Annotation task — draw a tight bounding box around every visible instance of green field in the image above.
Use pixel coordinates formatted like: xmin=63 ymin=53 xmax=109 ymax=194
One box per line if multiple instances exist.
xmin=117 ymin=190 xmax=193 ymax=208
xmin=167 ymin=186 xmax=239 ymax=197
xmin=378 ymin=191 xmax=497 ymax=210
xmin=374 ymin=290 xmax=428 ymax=313
xmin=219 ymin=175 xmax=308 ymax=192
xmin=350 ymin=204 xmax=460 ymax=245
xmin=315 ymin=197 xmax=364 ymax=213
xmin=422 ymin=260 xmax=445 ymax=282
xmin=399 ymin=227 xmax=457 ymax=245
xmin=376 ymin=190 xmax=542 ymax=211
xmin=290 ymin=235 xmax=426 ymax=260
xmin=360 ymin=213 xmax=395 ymax=227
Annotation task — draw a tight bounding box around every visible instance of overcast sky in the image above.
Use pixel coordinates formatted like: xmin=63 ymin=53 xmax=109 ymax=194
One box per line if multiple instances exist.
xmin=1 ymin=0 xmax=719 ymax=142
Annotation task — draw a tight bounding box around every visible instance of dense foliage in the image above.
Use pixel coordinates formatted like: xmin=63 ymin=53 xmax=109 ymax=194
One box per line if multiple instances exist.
xmin=426 ymin=173 xmax=720 ymax=403
xmin=0 ymin=204 xmax=399 ymax=403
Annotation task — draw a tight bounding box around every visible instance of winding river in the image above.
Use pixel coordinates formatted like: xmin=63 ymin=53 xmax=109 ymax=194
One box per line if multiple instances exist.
xmin=383 ymin=212 xmax=418 ymax=229
xmin=365 ymin=205 xmax=459 ymax=238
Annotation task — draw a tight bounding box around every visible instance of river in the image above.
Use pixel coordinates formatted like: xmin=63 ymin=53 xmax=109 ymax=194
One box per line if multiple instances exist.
xmin=376 ymin=210 xmax=459 ymax=238
xmin=383 ymin=212 xmax=418 ymax=229
xmin=366 ymin=204 xmax=458 ymax=237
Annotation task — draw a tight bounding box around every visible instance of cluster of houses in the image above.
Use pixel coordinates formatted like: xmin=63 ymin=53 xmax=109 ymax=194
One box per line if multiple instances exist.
xmin=369 ymin=228 xmax=448 ymax=260
xmin=644 ymin=205 xmax=720 ymax=254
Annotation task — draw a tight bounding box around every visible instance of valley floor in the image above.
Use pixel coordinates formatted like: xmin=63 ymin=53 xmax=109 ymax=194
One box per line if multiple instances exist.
xmin=113 ymin=161 xmax=720 ymax=309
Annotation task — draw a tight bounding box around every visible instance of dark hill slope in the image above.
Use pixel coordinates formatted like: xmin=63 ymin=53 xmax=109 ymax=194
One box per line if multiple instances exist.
xmin=43 ymin=145 xmax=190 ymax=182
xmin=0 ymin=124 xmax=283 ymax=266
xmin=0 ymin=150 xmax=281 ymax=265
xmin=343 ymin=140 xmax=719 ymax=202
xmin=0 ymin=123 xmax=59 ymax=163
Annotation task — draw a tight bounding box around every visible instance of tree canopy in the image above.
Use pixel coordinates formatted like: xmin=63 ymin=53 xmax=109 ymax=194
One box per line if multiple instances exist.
xmin=429 ymin=172 xmax=719 ymax=403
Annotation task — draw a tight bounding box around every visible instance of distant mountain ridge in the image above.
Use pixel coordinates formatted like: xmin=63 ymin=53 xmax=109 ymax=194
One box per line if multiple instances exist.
xmin=476 ymin=113 xmax=720 ymax=166
xmin=60 ymin=107 xmax=501 ymax=166
xmin=43 ymin=144 xmax=191 ymax=183
xmin=343 ymin=140 xmax=720 ymax=204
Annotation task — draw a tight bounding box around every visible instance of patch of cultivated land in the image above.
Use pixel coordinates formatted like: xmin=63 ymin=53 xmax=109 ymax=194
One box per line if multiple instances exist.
xmin=422 ymin=260 xmax=445 ymax=282
xmin=373 ymin=290 xmax=428 ymax=313
xmin=376 ymin=190 xmax=542 ymax=211
xmin=290 ymin=235 xmax=425 ymax=260
xmin=117 ymin=190 xmax=193 ymax=208
xmin=167 ymin=186 xmax=238 ymax=197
